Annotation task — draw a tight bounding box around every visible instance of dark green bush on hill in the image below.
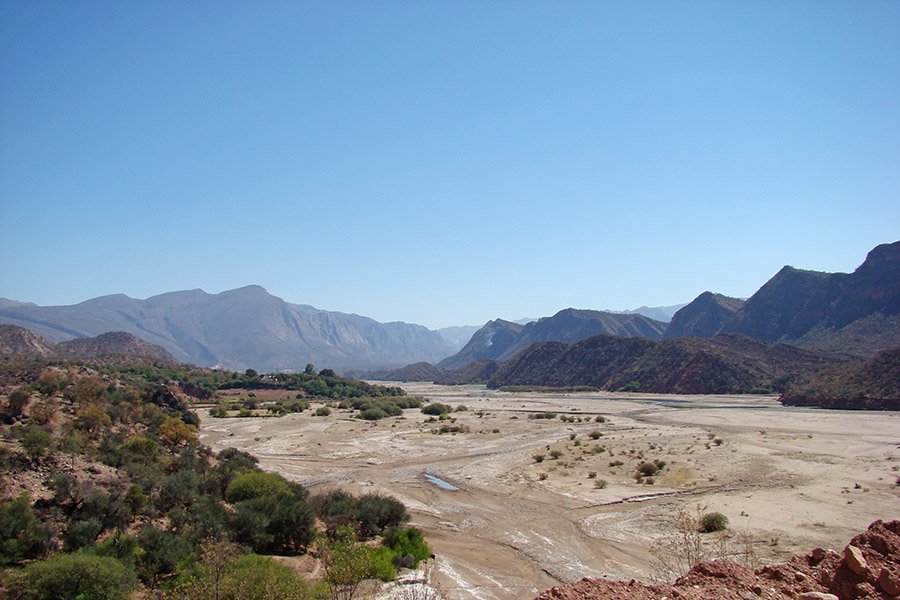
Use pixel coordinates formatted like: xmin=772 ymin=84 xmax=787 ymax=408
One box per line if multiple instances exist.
xmin=2 ymin=553 xmax=137 ymax=600
xmin=0 ymin=495 xmax=52 ymax=565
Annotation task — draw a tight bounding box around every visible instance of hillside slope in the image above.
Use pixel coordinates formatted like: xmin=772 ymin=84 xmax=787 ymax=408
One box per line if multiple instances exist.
xmin=780 ymin=346 xmax=900 ymax=410
xmin=665 ymin=292 xmax=745 ymax=339
xmin=488 ymin=333 xmax=838 ymax=394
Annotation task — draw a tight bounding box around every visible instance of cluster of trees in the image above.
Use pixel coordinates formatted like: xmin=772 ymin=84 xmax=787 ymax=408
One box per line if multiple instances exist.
xmin=0 ymin=358 xmax=431 ymax=599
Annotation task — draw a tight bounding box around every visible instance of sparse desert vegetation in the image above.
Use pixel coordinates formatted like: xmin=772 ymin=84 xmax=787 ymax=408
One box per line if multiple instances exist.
xmin=199 ymin=382 xmax=899 ymax=599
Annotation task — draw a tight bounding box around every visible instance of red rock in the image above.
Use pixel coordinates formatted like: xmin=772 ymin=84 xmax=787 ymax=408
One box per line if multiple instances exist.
xmin=843 ymin=544 xmax=868 ymax=577
xmin=877 ymin=567 xmax=900 ymax=596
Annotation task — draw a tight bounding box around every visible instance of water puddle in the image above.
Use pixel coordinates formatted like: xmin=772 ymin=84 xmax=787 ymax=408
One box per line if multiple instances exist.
xmin=424 ymin=473 xmax=461 ymax=491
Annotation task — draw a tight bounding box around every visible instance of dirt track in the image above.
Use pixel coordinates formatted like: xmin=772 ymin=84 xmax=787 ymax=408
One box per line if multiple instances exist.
xmin=199 ymin=384 xmax=900 ymax=600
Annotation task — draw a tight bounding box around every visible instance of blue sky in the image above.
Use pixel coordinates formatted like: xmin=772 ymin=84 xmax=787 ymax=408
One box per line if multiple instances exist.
xmin=1 ymin=1 xmax=898 ymax=329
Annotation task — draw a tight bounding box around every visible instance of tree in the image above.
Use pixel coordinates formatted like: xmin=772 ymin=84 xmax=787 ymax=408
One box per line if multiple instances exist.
xmin=304 ymin=363 xmax=316 ymax=375
xmin=157 ymin=416 xmax=198 ymax=446
xmin=3 ymin=389 xmax=29 ymax=423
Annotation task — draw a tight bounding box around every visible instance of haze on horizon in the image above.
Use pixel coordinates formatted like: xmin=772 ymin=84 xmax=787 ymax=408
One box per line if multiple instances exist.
xmin=1 ymin=3 xmax=898 ymax=330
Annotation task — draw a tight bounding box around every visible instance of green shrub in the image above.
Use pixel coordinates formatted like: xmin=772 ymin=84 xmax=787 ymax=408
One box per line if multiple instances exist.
xmin=21 ymin=427 xmax=53 ymax=462
xmin=209 ymin=406 xmax=228 ymax=418
xmin=421 ymin=403 xmax=451 ymax=416
xmin=315 ymin=406 xmax=331 ymax=417
xmin=384 ymin=527 xmax=431 ymax=567
xmin=363 ymin=546 xmax=397 ymax=581
xmin=700 ymin=512 xmax=729 ymax=533
xmin=220 ymin=554 xmax=312 ymax=600
xmin=3 ymin=553 xmax=137 ymax=600
xmin=0 ymin=494 xmax=52 ymax=565
xmin=355 ymin=494 xmax=408 ymax=539
xmin=64 ymin=517 xmax=103 ymax=550
xmin=225 ymin=471 xmax=292 ymax=503
xmin=359 ymin=407 xmax=388 ymax=421
xmin=589 ymin=431 xmax=603 ymax=439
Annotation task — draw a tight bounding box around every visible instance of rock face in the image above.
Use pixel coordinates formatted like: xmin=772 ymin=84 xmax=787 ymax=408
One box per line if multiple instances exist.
xmin=0 ymin=324 xmax=56 ymax=358
xmin=535 ymin=519 xmax=900 ymax=600
xmin=665 ymin=241 xmax=900 ymax=358
xmin=0 ymin=285 xmax=455 ymax=371
xmin=436 ymin=319 xmax=525 ymax=370
xmin=665 ymin=292 xmax=745 ymax=339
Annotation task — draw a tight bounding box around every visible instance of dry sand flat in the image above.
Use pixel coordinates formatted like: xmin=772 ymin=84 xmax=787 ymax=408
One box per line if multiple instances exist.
xmin=199 ymin=384 xmax=900 ymax=600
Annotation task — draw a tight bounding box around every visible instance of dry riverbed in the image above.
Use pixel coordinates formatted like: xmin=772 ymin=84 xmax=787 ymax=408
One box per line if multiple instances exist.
xmin=199 ymin=384 xmax=899 ymax=600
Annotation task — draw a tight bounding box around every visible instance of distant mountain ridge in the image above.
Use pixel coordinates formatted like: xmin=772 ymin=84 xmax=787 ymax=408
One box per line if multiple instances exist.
xmin=0 ymin=285 xmax=454 ymax=371
xmin=435 ymin=309 xmax=667 ymax=371
xmin=669 ymin=241 xmax=900 ymax=356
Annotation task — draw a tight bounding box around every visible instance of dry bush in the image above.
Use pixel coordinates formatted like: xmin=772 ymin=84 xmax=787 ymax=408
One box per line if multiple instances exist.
xmin=649 ymin=505 xmax=758 ymax=583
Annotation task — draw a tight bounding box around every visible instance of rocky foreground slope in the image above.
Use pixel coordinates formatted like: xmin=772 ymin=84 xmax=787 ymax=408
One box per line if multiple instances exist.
xmin=536 ymin=520 xmax=899 ymax=600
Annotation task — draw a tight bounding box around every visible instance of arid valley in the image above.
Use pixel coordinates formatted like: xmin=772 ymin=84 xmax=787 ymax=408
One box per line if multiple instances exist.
xmin=200 ymin=383 xmax=899 ymax=600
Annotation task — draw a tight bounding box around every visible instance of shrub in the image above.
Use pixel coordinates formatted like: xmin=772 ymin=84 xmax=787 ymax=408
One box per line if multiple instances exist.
xmin=209 ymin=406 xmax=228 ymax=418
xmin=383 ymin=527 xmax=431 ymax=567
xmin=136 ymin=525 xmax=193 ymax=584
xmin=219 ymin=554 xmax=312 ymax=600
xmin=454 ymin=405 xmax=468 ymax=412
xmin=315 ymin=406 xmax=331 ymax=417
xmin=21 ymin=427 xmax=53 ymax=462
xmin=549 ymin=450 xmax=563 ymax=460
xmin=700 ymin=512 xmax=729 ymax=533
xmin=3 ymin=553 xmax=137 ymax=600
xmin=225 ymin=471 xmax=292 ymax=503
xmin=421 ymin=403 xmax=451 ymax=416
xmin=0 ymin=495 xmax=52 ymax=565
xmin=3 ymin=389 xmax=29 ymax=422
xmin=637 ymin=461 xmax=660 ymax=477
xmin=594 ymin=479 xmax=608 ymax=489
xmin=594 ymin=416 xmax=607 ymax=423
xmin=589 ymin=431 xmax=603 ymax=439
xmin=528 ymin=412 xmax=557 ymax=420
xmin=532 ymin=454 xmax=545 ymax=463
xmin=359 ymin=407 xmax=388 ymax=421
xmin=355 ymin=493 xmax=408 ymax=538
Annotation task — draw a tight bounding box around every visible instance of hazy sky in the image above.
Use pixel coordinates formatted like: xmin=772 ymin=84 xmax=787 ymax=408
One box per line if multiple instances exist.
xmin=1 ymin=2 xmax=898 ymax=329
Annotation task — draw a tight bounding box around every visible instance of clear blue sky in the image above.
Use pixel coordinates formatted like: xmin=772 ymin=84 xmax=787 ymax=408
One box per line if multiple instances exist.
xmin=1 ymin=1 xmax=898 ymax=329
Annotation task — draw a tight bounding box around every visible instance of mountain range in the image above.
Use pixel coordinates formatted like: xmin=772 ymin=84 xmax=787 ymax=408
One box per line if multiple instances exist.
xmin=0 ymin=286 xmax=453 ymax=371
xmin=2 ymin=241 xmax=896 ymax=378
xmin=435 ymin=309 xmax=668 ymax=370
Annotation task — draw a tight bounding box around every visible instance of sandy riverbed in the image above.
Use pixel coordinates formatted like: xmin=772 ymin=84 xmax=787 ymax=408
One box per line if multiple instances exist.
xmin=199 ymin=383 xmax=899 ymax=600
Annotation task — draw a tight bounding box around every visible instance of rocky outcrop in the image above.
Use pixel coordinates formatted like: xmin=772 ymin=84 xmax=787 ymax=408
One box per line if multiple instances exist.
xmin=535 ymin=519 xmax=900 ymax=600
xmin=0 ymin=324 xmax=56 ymax=358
